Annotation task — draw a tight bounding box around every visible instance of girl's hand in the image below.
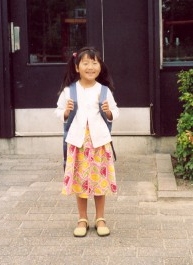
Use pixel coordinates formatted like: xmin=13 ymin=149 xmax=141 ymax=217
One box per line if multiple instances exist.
xmin=102 ymin=100 xmax=113 ymax=120
xmin=64 ymin=99 xmax=74 ymax=120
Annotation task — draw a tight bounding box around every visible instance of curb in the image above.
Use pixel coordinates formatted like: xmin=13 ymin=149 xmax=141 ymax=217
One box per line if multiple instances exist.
xmin=156 ymin=154 xmax=193 ymax=200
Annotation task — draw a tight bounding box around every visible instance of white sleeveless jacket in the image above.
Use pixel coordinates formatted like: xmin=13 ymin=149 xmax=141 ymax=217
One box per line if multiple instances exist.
xmin=55 ymin=81 xmax=119 ymax=148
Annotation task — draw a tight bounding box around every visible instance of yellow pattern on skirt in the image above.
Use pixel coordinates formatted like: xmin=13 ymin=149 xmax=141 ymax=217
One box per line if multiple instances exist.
xmin=62 ymin=126 xmax=117 ymax=198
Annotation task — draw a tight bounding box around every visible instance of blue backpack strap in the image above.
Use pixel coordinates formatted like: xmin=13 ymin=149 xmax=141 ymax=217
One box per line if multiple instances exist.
xmin=69 ymin=82 xmax=77 ymax=102
xmin=63 ymin=82 xmax=78 ymax=170
xmin=99 ymin=85 xmax=116 ymax=161
xmin=64 ymin=82 xmax=78 ymax=133
xmin=99 ymin=85 xmax=112 ymax=132
xmin=99 ymin=85 xmax=108 ymax=103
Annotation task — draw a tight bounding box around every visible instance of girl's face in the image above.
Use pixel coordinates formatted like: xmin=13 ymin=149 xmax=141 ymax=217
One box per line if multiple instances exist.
xmin=76 ymin=54 xmax=101 ymax=84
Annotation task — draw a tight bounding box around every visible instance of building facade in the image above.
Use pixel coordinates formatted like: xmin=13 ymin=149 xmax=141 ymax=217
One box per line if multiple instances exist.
xmin=0 ymin=1 xmax=193 ymax=150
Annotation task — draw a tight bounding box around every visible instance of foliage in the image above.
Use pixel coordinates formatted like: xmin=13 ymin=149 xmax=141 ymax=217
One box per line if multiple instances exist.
xmin=174 ymin=69 xmax=193 ymax=179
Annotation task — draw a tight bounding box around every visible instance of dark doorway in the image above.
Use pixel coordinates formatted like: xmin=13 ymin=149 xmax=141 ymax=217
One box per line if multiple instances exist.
xmin=103 ymin=1 xmax=150 ymax=107
xmin=9 ymin=0 xmax=153 ymax=136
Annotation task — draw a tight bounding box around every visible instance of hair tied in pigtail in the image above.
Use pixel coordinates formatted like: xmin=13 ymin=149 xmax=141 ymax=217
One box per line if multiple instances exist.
xmin=72 ymin=52 xmax=77 ymax=64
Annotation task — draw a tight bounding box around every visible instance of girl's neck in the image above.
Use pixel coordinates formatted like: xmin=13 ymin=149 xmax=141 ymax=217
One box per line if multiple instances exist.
xmin=79 ymin=79 xmax=96 ymax=88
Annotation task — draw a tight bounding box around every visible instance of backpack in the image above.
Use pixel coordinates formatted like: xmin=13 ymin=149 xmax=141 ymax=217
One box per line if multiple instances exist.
xmin=63 ymin=82 xmax=116 ymax=170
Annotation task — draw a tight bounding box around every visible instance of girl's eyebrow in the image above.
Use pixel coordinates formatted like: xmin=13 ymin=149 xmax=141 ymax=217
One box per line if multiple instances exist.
xmin=82 ymin=59 xmax=95 ymax=62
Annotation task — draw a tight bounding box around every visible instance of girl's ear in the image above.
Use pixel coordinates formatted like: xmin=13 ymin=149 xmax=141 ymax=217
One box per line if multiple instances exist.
xmin=75 ymin=65 xmax=79 ymax=73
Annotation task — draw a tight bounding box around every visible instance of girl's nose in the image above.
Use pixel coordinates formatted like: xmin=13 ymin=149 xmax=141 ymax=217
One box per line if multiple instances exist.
xmin=87 ymin=63 xmax=93 ymax=69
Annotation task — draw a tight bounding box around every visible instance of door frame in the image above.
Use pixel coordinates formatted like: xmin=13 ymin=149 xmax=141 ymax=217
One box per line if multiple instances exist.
xmin=0 ymin=0 xmax=161 ymax=138
xmin=0 ymin=0 xmax=14 ymax=138
xmin=148 ymin=0 xmax=161 ymax=135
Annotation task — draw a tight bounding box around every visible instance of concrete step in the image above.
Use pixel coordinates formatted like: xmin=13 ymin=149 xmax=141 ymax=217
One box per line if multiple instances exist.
xmin=0 ymin=136 xmax=176 ymax=156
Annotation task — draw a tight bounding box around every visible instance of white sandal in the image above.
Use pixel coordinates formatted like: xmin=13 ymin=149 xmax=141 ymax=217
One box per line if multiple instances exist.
xmin=73 ymin=219 xmax=89 ymax=237
xmin=95 ymin=218 xmax=110 ymax=237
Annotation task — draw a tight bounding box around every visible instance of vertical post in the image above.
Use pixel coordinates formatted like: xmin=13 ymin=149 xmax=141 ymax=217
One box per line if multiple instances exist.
xmin=0 ymin=0 xmax=15 ymax=138
xmin=148 ymin=0 xmax=161 ymax=135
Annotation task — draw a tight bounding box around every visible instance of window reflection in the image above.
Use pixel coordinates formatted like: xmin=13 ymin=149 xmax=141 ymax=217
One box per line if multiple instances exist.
xmin=162 ymin=0 xmax=193 ymax=62
xmin=27 ymin=0 xmax=86 ymax=63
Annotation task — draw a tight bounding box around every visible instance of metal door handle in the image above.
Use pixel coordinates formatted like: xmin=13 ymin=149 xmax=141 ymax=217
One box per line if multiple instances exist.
xmin=10 ymin=22 xmax=20 ymax=53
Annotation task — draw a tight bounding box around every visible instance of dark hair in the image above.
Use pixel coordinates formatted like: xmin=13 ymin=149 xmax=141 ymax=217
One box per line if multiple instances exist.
xmin=58 ymin=46 xmax=115 ymax=95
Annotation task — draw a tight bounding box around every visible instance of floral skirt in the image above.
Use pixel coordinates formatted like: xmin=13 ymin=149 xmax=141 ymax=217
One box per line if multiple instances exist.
xmin=62 ymin=126 xmax=117 ymax=198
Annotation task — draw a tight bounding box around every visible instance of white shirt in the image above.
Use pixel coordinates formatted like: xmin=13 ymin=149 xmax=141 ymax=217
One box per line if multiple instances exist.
xmin=55 ymin=81 xmax=119 ymax=148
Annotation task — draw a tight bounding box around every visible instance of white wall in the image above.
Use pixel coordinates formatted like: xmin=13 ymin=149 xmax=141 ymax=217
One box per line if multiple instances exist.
xmin=15 ymin=108 xmax=151 ymax=136
xmin=0 ymin=107 xmax=176 ymax=156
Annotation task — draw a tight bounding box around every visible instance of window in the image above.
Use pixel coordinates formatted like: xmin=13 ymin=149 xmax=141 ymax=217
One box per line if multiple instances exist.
xmin=27 ymin=0 xmax=86 ymax=64
xmin=162 ymin=0 xmax=193 ymax=63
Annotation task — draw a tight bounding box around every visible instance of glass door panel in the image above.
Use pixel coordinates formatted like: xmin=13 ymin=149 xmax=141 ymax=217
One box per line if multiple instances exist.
xmin=27 ymin=0 xmax=86 ymax=64
xmin=162 ymin=0 xmax=193 ymax=62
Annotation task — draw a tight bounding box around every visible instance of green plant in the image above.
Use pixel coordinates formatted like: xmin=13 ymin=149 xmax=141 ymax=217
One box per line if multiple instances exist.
xmin=174 ymin=69 xmax=193 ymax=180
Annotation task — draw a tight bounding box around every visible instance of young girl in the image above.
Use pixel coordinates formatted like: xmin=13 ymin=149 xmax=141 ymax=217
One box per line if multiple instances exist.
xmin=55 ymin=47 xmax=119 ymax=237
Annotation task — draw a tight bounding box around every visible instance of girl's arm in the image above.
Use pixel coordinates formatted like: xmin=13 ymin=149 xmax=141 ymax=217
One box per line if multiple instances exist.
xmin=101 ymin=89 xmax=119 ymax=121
xmin=64 ymin=99 xmax=74 ymax=120
xmin=55 ymin=87 xmax=72 ymax=122
xmin=101 ymin=100 xmax=113 ymax=120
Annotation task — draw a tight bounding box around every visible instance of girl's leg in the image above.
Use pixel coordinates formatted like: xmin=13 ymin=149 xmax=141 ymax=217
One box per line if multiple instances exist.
xmin=94 ymin=195 xmax=106 ymax=227
xmin=94 ymin=195 xmax=110 ymax=236
xmin=76 ymin=196 xmax=88 ymax=227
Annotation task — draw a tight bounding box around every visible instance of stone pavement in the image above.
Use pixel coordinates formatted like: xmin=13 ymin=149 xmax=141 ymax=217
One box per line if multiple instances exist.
xmin=0 ymin=154 xmax=193 ymax=265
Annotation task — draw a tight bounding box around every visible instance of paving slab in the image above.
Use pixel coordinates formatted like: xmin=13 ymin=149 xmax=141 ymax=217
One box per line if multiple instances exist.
xmin=0 ymin=153 xmax=193 ymax=264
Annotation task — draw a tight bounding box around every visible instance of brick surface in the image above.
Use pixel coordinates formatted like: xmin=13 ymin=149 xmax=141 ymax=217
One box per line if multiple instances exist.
xmin=0 ymin=153 xmax=193 ymax=264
